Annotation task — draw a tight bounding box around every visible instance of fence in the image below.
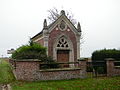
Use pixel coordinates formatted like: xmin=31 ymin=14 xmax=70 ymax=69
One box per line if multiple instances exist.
xmin=87 ymin=61 xmax=107 ymax=77
xmin=87 ymin=58 xmax=120 ymax=77
xmin=114 ymin=61 xmax=120 ymax=68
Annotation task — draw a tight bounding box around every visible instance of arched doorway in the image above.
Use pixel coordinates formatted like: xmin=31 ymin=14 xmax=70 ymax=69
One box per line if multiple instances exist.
xmin=53 ymin=35 xmax=74 ymax=64
xmin=56 ymin=36 xmax=70 ymax=63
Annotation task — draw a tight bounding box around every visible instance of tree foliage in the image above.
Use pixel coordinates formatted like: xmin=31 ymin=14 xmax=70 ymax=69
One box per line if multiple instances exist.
xmin=47 ymin=8 xmax=77 ymax=25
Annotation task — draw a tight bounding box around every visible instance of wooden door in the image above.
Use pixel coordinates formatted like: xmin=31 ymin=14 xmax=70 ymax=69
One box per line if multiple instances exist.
xmin=57 ymin=50 xmax=69 ymax=63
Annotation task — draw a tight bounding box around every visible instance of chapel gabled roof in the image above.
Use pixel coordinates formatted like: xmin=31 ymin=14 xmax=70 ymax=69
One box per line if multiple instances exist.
xmin=31 ymin=10 xmax=80 ymax=40
xmin=31 ymin=30 xmax=43 ymax=40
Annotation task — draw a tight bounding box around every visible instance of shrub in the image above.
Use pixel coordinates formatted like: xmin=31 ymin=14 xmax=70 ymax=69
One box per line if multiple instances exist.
xmin=12 ymin=40 xmax=46 ymax=59
xmin=40 ymin=56 xmax=60 ymax=69
xmin=97 ymin=67 xmax=105 ymax=74
xmin=86 ymin=65 xmax=93 ymax=72
xmin=12 ymin=40 xmax=59 ymax=69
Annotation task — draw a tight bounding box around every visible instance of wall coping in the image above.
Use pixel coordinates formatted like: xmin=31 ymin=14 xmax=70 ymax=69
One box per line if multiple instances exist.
xmin=38 ymin=68 xmax=81 ymax=72
xmin=114 ymin=66 xmax=120 ymax=68
xmin=105 ymin=58 xmax=115 ymax=61
xmin=78 ymin=60 xmax=86 ymax=61
xmin=11 ymin=59 xmax=41 ymax=62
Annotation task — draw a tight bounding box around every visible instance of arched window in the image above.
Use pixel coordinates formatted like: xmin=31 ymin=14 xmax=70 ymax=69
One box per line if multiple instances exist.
xmin=57 ymin=37 xmax=69 ymax=48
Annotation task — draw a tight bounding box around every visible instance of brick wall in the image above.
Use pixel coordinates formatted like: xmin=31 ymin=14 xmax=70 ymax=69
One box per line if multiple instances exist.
xmin=13 ymin=61 xmax=40 ymax=81
xmin=11 ymin=59 xmax=86 ymax=81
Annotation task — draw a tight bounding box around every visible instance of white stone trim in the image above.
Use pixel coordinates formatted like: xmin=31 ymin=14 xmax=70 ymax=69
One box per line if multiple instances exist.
xmin=53 ymin=34 xmax=74 ymax=65
xmin=43 ymin=29 xmax=49 ymax=55
xmin=76 ymin=34 xmax=81 ymax=60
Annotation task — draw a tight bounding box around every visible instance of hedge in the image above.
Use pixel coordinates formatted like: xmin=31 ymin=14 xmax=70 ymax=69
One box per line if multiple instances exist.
xmin=92 ymin=49 xmax=120 ymax=61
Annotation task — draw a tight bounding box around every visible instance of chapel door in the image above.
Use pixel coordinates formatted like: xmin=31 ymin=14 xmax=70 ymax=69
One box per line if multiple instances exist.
xmin=57 ymin=50 xmax=69 ymax=67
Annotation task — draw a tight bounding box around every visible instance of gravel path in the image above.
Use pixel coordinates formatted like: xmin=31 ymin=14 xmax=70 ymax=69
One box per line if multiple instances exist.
xmin=0 ymin=84 xmax=11 ymax=90
xmin=0 ymin=84 xmax=2 ymax=90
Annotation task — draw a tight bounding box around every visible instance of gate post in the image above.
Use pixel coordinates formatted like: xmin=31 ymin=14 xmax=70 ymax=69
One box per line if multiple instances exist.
xmin=79 ymin=60 xmax=86 ymax=78
xmin=106 ymin=58 xmax=115 ymax=76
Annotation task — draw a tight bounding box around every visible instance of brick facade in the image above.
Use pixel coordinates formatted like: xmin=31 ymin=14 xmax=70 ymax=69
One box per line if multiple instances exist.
xmin=48 ymin=26 xmax=77 ymax=62
xmin=36 ymin=38 xmax=44 ymax=46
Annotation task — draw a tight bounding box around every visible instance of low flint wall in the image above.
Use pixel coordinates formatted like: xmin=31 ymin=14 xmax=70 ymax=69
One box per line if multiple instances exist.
xmin=10 ymin=59 xmax=86 ymax=81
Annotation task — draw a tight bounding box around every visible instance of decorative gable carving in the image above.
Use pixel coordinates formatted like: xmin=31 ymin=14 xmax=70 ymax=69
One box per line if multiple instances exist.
xmin=58 ymin=20 xmax=67 ymax=31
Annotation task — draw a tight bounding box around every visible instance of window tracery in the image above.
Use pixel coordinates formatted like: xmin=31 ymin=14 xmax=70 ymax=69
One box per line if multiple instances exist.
xmin=57 ymin=37 xmax=69 ymax=48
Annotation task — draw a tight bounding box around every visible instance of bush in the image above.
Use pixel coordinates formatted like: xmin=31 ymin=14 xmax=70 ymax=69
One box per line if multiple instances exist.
xmin=94 ymin=67 xmax=106 ymax=74
xmin=12 ymin=40 xmax=46 ymax=59
xmin=87 ymin=66 xmax=93 ymax=72
xmin=97 ymin=67 xmax=105 ymax=74
xmin=40 ymin=56 xmax=60 ymax=69
xmin=12 ymin=40 xmax=59 ymax=69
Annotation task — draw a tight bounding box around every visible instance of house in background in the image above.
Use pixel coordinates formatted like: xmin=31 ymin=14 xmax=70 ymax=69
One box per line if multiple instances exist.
xmin=31 ymin=10 xmax=81 ymax=63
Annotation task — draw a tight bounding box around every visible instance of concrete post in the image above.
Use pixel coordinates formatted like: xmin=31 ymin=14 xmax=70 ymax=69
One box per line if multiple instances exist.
xmin=106 ymin=58 xmax=115 ymax=76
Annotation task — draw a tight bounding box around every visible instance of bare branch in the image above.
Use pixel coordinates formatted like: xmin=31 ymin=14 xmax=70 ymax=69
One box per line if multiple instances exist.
xmin=47 ymin=8 xmax=77 ymax=25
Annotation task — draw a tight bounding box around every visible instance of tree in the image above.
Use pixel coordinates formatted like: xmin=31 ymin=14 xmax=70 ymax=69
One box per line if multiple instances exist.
xmin=47 ymin=8 xmax=77 ymax=25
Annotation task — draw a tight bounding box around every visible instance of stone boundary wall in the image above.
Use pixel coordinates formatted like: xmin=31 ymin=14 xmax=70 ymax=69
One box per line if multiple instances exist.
xmin=106 ymin=58 xmax=120 ymax=76
xmin=10 ymin=59 xmax=86 ymax=81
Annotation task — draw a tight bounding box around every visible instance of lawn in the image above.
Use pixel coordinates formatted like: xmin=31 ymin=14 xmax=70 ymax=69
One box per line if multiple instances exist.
xmin=0 ymin=58 xmax=15 ymax=84
xmin=11 ymin=76 xmax=120 ymax=90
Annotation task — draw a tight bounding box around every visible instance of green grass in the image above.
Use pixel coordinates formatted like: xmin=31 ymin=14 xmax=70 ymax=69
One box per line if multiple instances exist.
xmin=11 ymin=77 xmax=120 ymax=90
xmin=0 ymin=59 xmax=15 ymax=84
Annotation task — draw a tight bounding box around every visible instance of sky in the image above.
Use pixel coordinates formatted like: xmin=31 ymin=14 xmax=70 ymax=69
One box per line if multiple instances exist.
xmin=0 ymin=0 xmax=120 ymax=57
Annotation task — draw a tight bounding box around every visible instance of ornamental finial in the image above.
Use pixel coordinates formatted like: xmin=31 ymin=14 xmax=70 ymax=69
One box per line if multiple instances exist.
xmin=60 ymin=10 xmax=65 ymax=15
xmin=43 ymin=19 xmax=47 ymax=28
xmin=77 ymin=22 xmax=81 ymax=32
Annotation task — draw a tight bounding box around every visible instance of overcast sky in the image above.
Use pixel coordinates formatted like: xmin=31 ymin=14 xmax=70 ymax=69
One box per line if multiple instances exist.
xmin=0 ymin=0 xmax=120 ymax=57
